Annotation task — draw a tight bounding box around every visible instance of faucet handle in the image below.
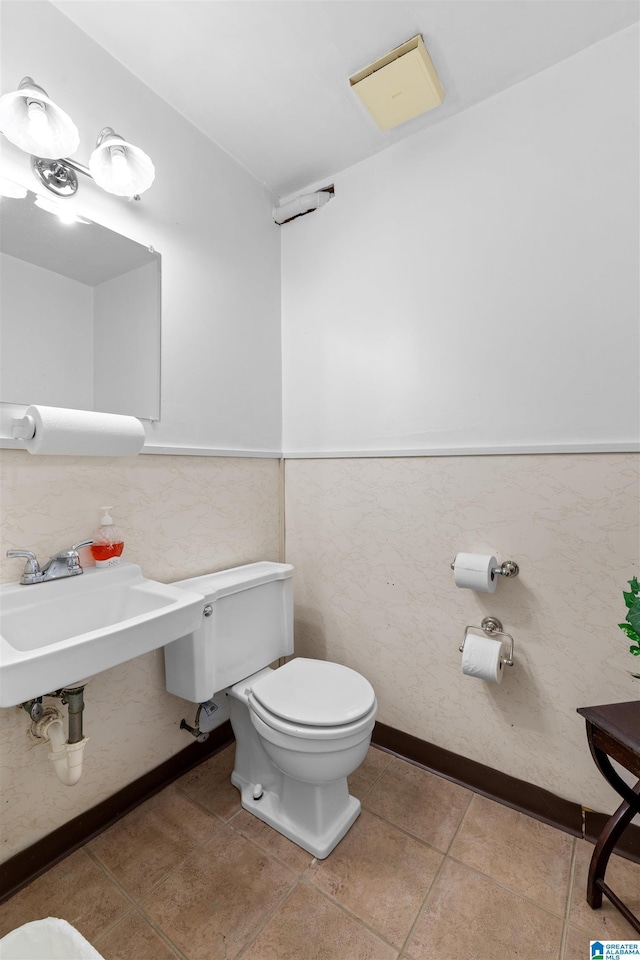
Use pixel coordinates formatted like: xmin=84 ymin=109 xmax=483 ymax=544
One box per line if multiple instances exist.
xmin=50 ymin=540 xmax=93 ymax=573
xmin=67 ymin=539 xmax=93 ymax=570
xmin=6 ymin=550 xmax=41 ymax=583
xmin=51 ymin=539 xmax=93 ymax=559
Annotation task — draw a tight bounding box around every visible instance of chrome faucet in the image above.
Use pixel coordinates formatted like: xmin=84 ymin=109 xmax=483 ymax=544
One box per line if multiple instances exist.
xmin=6 ymin=540 xmax=93 ymax=585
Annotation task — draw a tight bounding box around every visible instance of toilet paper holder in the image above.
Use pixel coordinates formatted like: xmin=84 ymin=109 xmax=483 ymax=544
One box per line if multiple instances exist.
xmin=459 ymin=616 xmax=515 ymax=666
xmin=450 ymin=558 xmax=520 ymax=579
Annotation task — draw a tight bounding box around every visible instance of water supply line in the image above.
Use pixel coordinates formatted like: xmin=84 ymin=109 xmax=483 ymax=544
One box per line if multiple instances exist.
xmin=272 ymin=186 xmax=333 ymax=225
xmin=26 ymin=685 xmax=89 ymax=786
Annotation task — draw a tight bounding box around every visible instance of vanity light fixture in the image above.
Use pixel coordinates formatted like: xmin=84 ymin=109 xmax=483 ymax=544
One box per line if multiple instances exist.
xmin=0 ymin=77 xmax=155 ymax=200
xmin=31 ymin=127 xmax=155 ymax=201
xmin=0 ymin=77 xmax=79 ymax=159
xmin=89 ymin=127 xmax=155 ymax=197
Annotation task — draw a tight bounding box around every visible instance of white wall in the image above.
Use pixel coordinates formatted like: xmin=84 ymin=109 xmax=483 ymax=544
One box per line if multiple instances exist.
xmin=0 ymin=253 xmax=94 ymax=409
xmin=282 ymin=26 xmax=639 ymax=456
xmin=1 ymin=0 xmax=282 ymax=455
xmin=93 ymin=262 xmax=160 ymax=419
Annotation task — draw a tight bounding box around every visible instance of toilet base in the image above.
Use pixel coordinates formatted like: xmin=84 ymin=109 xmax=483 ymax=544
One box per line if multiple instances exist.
xmin=231 ymin=768 xmax=361 ymax=859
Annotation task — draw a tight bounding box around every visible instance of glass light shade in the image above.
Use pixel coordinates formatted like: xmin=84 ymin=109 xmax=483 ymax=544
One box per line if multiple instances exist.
xmin=89 ymin=131 xmax=155 ymax=197
xmin=0 ymin=80 xmax=79 ymax=159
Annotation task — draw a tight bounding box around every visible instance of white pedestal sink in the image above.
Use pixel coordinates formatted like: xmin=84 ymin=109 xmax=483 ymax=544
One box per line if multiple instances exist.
xmin=0 ymin=562 xmax=205 ymax=707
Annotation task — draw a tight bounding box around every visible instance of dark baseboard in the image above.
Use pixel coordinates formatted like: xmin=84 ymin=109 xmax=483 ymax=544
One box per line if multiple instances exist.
xmin=0 ymin=720 xmax=234 ymax=904
xmin=371 ymin=721 xmax=640 ymax=864
xmin=3 ymin=717 xmax=638 ymax=904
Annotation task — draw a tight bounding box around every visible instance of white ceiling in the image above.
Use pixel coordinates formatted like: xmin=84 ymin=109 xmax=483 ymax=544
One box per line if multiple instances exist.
xmin=52 ymin=0 xmax=639 ymax=199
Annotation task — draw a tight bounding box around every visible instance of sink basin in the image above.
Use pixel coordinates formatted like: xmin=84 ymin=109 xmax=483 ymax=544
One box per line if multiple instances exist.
xmin=0 ymin=562 xmax=204 ymax=707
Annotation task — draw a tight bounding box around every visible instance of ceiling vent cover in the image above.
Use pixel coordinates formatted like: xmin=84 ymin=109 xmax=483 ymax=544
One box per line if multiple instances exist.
xmin=349 ymin=35 xmax=445 ymax=131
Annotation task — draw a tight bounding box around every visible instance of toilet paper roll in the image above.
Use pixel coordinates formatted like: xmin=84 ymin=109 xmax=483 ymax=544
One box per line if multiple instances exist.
xmin=22 ymin=405 xmax=145 ymax=456
xmin=453 ymin=553 xmax=498 ymax=593
xmin=461 ymin=634 xmax=504 ymax=683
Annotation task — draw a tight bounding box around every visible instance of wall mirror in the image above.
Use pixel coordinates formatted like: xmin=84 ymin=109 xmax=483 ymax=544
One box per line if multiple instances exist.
xmin=0 ymin=190 xmax=160 ymax=421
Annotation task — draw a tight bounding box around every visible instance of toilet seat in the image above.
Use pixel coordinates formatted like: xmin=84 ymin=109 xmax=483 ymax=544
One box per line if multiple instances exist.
xmin=248 ymin=658 xmax=376 ymax=740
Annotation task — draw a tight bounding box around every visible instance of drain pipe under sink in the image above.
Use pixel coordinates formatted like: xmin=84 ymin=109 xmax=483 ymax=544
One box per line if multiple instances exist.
xmin=30 ymin=686 xmax=89 ymax=786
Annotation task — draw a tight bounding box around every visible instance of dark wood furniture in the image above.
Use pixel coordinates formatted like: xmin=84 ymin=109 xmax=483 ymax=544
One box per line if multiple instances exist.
xmin=577 ymin=701 xmax=640 ymax=934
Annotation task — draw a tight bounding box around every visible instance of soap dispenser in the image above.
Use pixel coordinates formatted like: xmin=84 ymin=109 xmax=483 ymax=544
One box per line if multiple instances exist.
xmin=90 ymin=507 xmax=124 ymax=568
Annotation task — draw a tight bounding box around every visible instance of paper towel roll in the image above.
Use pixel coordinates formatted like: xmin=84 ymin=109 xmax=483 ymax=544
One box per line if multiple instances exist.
xmin=22 ymin=405 xmax=145 ymax=456
xmin=453 ymin=553 xmax=498 ymax=593
xmin=461 ymin=633 xmax=504 ymax=683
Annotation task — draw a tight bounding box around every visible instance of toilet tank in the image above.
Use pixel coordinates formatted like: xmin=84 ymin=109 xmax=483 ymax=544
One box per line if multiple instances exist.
xmin=164 ymin=562 xmax=294 ymax=703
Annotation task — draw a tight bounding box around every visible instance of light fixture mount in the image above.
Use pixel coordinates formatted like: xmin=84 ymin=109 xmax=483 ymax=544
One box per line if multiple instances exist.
xmin=31 ymin=156 xmax=78 ymax=197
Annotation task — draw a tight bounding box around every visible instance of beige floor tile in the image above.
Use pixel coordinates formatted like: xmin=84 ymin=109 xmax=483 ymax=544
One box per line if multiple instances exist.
xmin=562 ymin=925 xmax=596 ymax=960
xmin=230 ymin=808 xmax=315 ymax=873
xmin=405 ymin=858 xmax=564 ymax=960
xmin=142 ymin=825 xmax=296 ymax=960
xmin=0 ymin=849 xmax=129 ymax=942
xmin=363 ymin=757 xmax=472 ymax=851
xmin=241 ymin=884 xmax=398 ymax=960
xmin=175 ymin=743 xmax=241 ymax=821
xmin=307 ymin=809 xmax=443 ymax=948
xmin=568 ymin=839 xmax=640 ymax=940
xmin=87 ymin=785 xmax=223 ymax=898
xmin=94 ymin=909 xmax=179 ymax=959
xmin=449 ymin=793 xmax=574 ymax=916
xmin=348 ymin=745 xmax=394 ymax=801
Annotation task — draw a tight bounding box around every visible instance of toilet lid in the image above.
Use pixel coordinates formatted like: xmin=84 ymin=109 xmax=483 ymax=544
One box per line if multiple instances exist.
xmin=250 ymin=658 xmax=375 ymax=727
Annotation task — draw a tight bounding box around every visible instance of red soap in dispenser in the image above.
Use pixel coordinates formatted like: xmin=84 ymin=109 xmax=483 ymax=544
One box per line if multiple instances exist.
xmin=90 ymin=507 xmax=124 ymax=568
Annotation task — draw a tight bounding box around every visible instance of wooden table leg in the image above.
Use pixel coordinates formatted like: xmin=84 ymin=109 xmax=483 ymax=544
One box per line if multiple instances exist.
xmin=587 ymin=792 xmax=638 ymax=910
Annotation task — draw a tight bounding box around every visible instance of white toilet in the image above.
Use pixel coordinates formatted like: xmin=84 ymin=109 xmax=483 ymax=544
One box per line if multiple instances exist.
xmin=164 ymin=562 xmax=377 ymax=858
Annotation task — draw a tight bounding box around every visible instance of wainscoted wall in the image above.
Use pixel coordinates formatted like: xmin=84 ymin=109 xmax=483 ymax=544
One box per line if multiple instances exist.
xmin=0 ymin=450 xmax=281 ymax=862
xmin=284 ymin=453 xmax=639 ymax=815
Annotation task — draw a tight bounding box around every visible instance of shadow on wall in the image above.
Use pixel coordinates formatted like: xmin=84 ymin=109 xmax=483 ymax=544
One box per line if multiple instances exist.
xmin=294 ymin=607 xmax=328 ymax=662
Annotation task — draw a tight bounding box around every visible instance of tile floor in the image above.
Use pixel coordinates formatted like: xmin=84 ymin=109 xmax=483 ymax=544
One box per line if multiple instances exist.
xmin=1 ymin=744 xmax=639 ymax=960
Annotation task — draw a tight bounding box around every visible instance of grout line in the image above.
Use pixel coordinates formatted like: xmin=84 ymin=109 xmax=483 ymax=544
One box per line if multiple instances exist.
xmin=397 ymin=852 xmax=448 ymax=960
xmin=234 ymin=877 xmax=299 ymax=959
xmin=297 ymin=875 xmax=404 ymax=954
xmin=559 ymin=837 xmax=578 ymax=960
xmin=398 ymin=790 xmax=474 ymax=958
xmin=352 ymin=750 xmax=395 ymax=803
xmin=226 ymin=815 xmax=311 ymax=878
xmin=359 ymin=802 xmax=465 ymax=859
xmin=83 ymin=848 xmax=186 ymax=958
xmin=173 ymin=781 xmax=238 ymax=824
xmin=444 ymin=851 xmax=570 ymax=922
xmin=85 ymin=821 xmax=228 ymax=908
xmin=94 ymin=904 xmax=188 ymax=960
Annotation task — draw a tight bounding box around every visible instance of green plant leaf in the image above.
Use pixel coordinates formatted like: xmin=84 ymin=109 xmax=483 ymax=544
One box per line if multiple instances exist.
xmin=631 ymin=646 xmax=640 ymax=656
xmin=626 ymin=598 xmax=640 ymax=634
xmin=624 ymin=590 xmax=636 ymax=609
xmin=628 ymin=576 xmax=640 ymax=594
xmin=618 ymin=622 xmax=640 ymax=642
